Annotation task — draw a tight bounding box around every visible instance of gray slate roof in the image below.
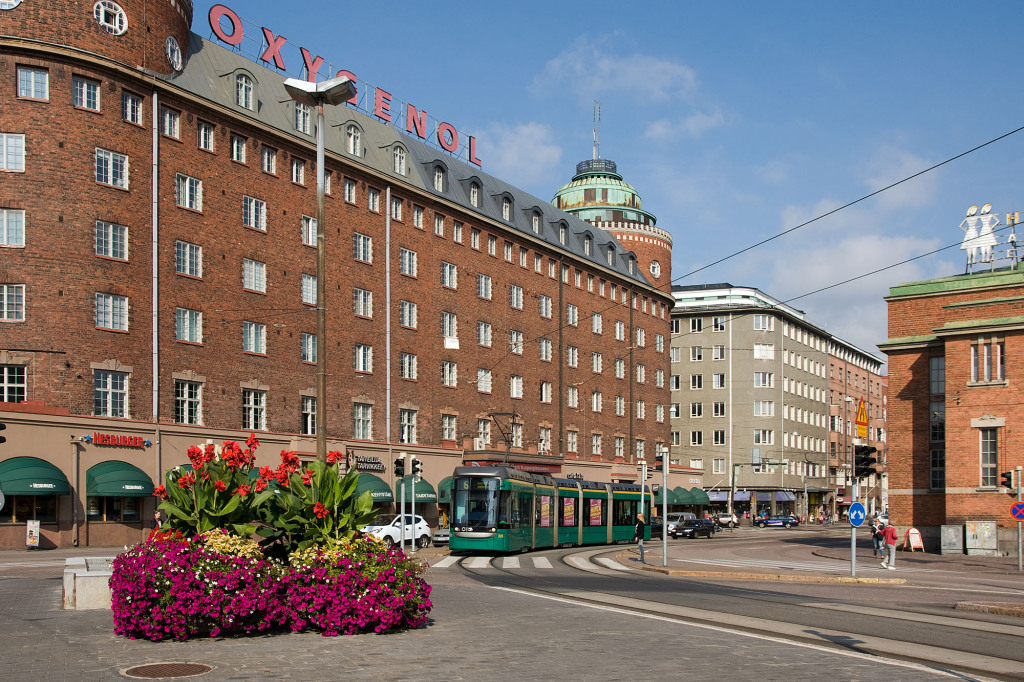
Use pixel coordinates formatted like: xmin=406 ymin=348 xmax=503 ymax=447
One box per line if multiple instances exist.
xmin=160 ymin=33 xmax=652 ymax=287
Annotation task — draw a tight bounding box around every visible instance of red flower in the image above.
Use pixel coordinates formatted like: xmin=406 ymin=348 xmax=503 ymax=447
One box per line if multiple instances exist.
xmin=313 ymin=502 xmax=329 ymax=519
xmin=213 ymin=480 xmax=227 ymax=493
xmin=233 ymin=484 xmax=251 ymax=497
xmin=246 ymin=433 xmax=260 ymax=451
xmin=326 ymin=450 xmax=342 ymax=464
xmin=301 ymin=468 xmax=313 ymax=485
xmin=186 ymin=445 xmax=205 ymax=469
xmin=258 ymin=465 xmax=273 ymax=480
xmin=153 ymin=485 xmax=167 ymax=500
xmin=252 ymin=478 xmax=267 ymax=492
xmin=177 ymin=472 xmax=196 ymax=489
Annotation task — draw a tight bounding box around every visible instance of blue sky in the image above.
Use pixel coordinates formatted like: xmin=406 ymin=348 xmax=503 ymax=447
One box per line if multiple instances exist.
xmin=190 ymin=1 xmax=1024 ymax=364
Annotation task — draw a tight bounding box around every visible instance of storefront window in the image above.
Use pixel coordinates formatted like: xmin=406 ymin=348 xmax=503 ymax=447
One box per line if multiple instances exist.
xmin=86 ymin=496 xmax=140 ymax=522
xmin=2 ymin=495 xmax=57 ymax=523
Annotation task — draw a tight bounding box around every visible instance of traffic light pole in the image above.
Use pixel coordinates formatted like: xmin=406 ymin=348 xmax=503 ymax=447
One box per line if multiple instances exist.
xmin=410 ymin=460 xmax=417 ymax=555
xmin=1017 ymin=465 xmax=1021 ymax=573
xmin=662 ymin=448 xmax=668 ymax=567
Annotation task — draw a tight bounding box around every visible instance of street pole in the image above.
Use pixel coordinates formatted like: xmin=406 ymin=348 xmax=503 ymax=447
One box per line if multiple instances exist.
xmin=850 ymin=477 xmax=858 ymax=577
xmin=1017 ymin=465 xmax=1021 ymax=573
xmin=662 ymin=445 xmax=668 ymax=567
xmin=399 ymin=452 xmax=406 ymax=551
xmin=411 ymin=462 xmax=417 ymax=554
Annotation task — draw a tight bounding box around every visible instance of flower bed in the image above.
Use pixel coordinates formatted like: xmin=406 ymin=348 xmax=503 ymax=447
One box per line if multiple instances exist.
xmin=110 ymin=436 xmax=432 ymax=641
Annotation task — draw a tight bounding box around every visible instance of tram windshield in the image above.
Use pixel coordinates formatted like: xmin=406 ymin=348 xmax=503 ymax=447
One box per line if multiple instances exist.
xmin=452 ymin=476 xmax=499 ymax=530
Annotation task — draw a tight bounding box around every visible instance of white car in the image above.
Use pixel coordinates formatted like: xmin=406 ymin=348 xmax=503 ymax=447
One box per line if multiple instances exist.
xmin=360 ymin=514 xmax=432 ymax=549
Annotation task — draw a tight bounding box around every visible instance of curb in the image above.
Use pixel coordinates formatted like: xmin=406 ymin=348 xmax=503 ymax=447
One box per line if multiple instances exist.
xmin=955 ymin=601 xmax=1024 ymax=618
xmin=614 ymin=550 xmax=906 ymax=584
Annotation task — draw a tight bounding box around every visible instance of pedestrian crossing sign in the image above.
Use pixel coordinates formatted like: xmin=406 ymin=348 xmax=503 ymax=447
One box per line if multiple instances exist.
xmin=855 ymin=399 xmax=868 ymax=439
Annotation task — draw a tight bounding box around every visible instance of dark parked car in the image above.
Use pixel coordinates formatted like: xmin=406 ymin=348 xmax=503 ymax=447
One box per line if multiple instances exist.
xmin=671 ymin=519 xmax=715 ymax=539
xmin=755 ymin=514 xmax=800 ymax=529
xmin=649 ymin=516 xmax=665 ymax=539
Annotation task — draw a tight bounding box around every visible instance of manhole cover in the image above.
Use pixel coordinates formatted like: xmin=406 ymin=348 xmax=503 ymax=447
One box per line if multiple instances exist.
xmin=124 ymin=662 xmax=214 ymax=679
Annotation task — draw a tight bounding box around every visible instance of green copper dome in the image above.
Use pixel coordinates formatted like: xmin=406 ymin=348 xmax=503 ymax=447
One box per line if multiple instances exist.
xmin=552 ymin=159 xmax=657 ymax=227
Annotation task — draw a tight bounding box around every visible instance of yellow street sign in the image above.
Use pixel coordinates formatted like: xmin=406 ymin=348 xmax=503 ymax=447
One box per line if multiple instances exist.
xmin=856 ymin=399 xmax=868 ymax=439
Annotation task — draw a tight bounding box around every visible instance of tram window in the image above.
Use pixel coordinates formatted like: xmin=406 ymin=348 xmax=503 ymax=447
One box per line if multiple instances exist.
xmin=587 ymin=498 xmax=605 ymax=526
xmin=613 ymin=499 xmax=634 ymax=526
xmin=537 ymin=495 xmax=552 ymax=527
xmin=453 ymin=476 xmax=499 ymax=530
xmin=560 ymin=497 xmax=578 ymax=526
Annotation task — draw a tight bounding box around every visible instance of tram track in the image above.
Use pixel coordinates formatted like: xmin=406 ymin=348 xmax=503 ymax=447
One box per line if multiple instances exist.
xmin=449 ymin=547 xmax=1024 ymax=681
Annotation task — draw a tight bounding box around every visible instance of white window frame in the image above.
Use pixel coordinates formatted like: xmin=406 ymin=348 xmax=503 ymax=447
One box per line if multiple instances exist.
xmin=94 ymin=292 xmax=128 ymax=330
xmin=95 ymin=220 xmax=127 ymax=260
xmin=175 ymin=173 xmax=202 ymax=210
xmin=242 ymin=258 xmax=266 ymax=293
xmin=242 ymin=195 xmax=266 ymax=231
xmin=242 ymin=321 xmax=266 ymax=354
xmin=95 ymin=148 xmax=128 ymax=188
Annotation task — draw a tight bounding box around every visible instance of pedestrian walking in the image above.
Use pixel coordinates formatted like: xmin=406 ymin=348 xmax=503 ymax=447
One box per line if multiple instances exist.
xmin=871 ymin=519 xmax=883 ymax=557
xmin=880 ymin=522 xmax=898 ymax=570
xmin=635 ymin=513 xmax=646 ymax=563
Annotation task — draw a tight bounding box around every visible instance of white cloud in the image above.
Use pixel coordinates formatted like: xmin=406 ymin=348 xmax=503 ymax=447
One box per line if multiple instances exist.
xmin=861 ymin=144 xmax=940 ymax=210
xmin=644 ymin=110 xmax=725 ymax=140
xmin=474 ymin=122 xmax=563 ymax=193
xmin=532 ymin=36 xmax=697 ymax=103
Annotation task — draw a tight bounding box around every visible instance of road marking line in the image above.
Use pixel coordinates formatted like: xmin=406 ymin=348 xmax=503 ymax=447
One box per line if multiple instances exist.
xmin=595 ymin=558 xmax=631 ymax=571
xmin=502 ymin=556 xmax=520 ymax=569
xmin=532 ymin=556 xmax=552 ymax=569
xmin=431 ymin=556 xmax=460 ymax=568
xmin=464 ymin=556 xmax=491 ymax=569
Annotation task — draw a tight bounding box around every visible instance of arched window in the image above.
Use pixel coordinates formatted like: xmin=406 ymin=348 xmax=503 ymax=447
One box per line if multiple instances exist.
xmin=393 ymin=146 xmax=406 ymax=174
xmin=470 ymin=182 xmax=480 ymax=207
xmin=235 ymin=74 xmax=253 ymax=110
xmin=606 ymin=247 xmax=614 ymax=266
xmin=584 ymin=235 xmax=592 ymax=255
xmin=502 ymin=197 xmax=511 ymax=221
xmin=433 ymin=166 xmax=445 ymax=192
xmin=532 ymin=212 xmax=541 ymax=234
xmin=559 ymin=225 xmax=567 ymax=245
xmin=93 ymin=1 xmax=127 ymax=35
xmin=346 ymin=125 xmax=361 ymax=156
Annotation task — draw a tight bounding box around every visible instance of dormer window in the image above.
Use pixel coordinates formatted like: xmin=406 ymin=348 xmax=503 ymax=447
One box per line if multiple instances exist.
xmin=433 ymin=166 xmax=445 ymax=192
xmin=294 ymin=103 xmax=311 ymax=134
xmin=532 ymin=212 xmax=540 ymax=234
xmin=606 ymin=247 xmax=614 ymax=266
xmin=470 ymin=182 xmax=480 ymax=207
xmin=502 ymin=197 xmax=511 ymax=221
xmin=559 ymin=225 xmax=567 ymax=245
xmin=584 ymin=235 xmax=592 ymax=255
xmin=393 ymin=146 xmax=406 ymax=174
xmin=628 ymin=258 xmax=635 ymax=275
xmin=346 ymin=125 xmax=361 ymax=156
xmin=235 ymin=74 xmax=253 ymax=110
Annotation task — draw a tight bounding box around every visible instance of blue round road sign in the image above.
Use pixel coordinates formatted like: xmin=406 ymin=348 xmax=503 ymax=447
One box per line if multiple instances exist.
xmin=1011 ymin=502 xmax=1024 ymax=521
xmin=848 ymin=502 xmax=867 ymax=527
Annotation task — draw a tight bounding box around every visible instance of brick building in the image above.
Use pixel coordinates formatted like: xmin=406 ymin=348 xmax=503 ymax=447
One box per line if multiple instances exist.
xmin=881 ymin=264 xmax=1024 ymax=553
xmin=0 ymin=1 xmax=672 ymax=548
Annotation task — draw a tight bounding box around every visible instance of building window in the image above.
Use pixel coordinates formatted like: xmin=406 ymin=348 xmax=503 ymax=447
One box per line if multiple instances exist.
xmin=399 ymin=300 xmax=418 ymax=328
xmin=432 ymin=214 xmax=445 ymax=237
xmin=592 ymin=352 xmax=603 ymax=373
xmin=291 ymin=158 xmax=305 ymax=185
xmin=174 ymin=380 xmax=202 ymax=425
xmin=591 ymin=391 xmax=602 ymax=412
xmin=175 ymin=173 xmax=202 ymax=210
xmin=198 ymin=122 xmax=214 ymax=151
xmin=93 ymin=369 xmax=127 ymax=417
xmin=368 ymin=188 xmax=380 ymax=212
xmin=355 ymin=343 xmax=373 ymax=373
xmin=393 ymin=146 xmax=406 ymax=174
xmin=567 ymin=346 xmax=578 ymax=368
xmin=439 ymin=413 xmax=458 ymax=441
xmin=345 ymin=125 xmax=361 ymax=156
xmin=301 ymin=333 xmax=316 ymax=363
xmin=95 ymin=292 xmax=128 ymax=330
xmin=242 ymin=196 xmax=266 ymax=231
xmin=399 ymin=247 xmax=416 ymax=276
xmin=713 ymin=373 xmax=726 ymax=389
xmin=232 ymin=73 xmax=253 ymax=109
xmin=509 ymin=330 xmax=524 ymax=355
xmin=469 ymin=182 xmax=480 ymax=207
xmin=690 ymin=402 xmax=703 ymax=417
xmin=488 ymin=235 xmax=497 ymax=256
xmin=242 ymin=259 xmax=266 ymax=293
xmin=354 ymin=233 xmax=373 ymax=263
xmin=242 ymin=389 xmax=266 ymax=431
xmin=566 ymin=430 xmax=578 ymax=453
xmin=713 ymin=430 xmax=726 ymax=446
xmin=615 ymin=359 xmax=625 ymax=379
xmin=538 ymin=295 xmax=552 ymax=319
xmin=242 ymin=321 xmax=266 ymax=354
xmin=753 ymin=314 xmax=773 ymax=330
xmin=1 ymin=284 xmax=25 ymax=321
xmin=294 ymin=102 xmax=311 ymax=134
xmin=73 ymin=76 xmax=100 ymax=110
xmin=971 ymin=339 xmax=1005 ymax=383
xmin=442 ymin=361 xmax=458 ymax=388
xmin=712 ymin=316 xmax=726 ymax=332
xmin=390 ymin=197 xmax=403 ymax=221
xmin=539 ymin=338 xmax=552 ymax=362
xmin=17 ymin=67 xmax=48 ymax=100
xmin=510 ymin=285 xmax=524 ymax=310
xmin=754 ymin=400 xmax=774 ymax=417
xmin=453 ymin=221 xmax=463 ymax=243
xmin=477 ymin=273 xmax=492 ymax=300
xmin=175 ymin=240 xmax=201 ymax=277
xmin=567 ymin=386 xmax=578 ymax=409
xmin=504 ymin=241 xmax=513 ymax=262
xmin=477 ymin=368 xmax=492 ymax=393
xmin=433 ymin=166 xmax=445 ymax=192
xmin=615 ymin=320 xmax=626 ymax=341
xmin=930 ymin=447 xmax=945 ymax=490
xmin=1 ymin=365 xmax=27 ymax=403
xmin=400 ymin=352 xmax=418 ymax=380
xmin=93 ymin=1 xmax=127 ymax=34
xmin=95 ymin=220 xmax=127 ymax=260
xmin=353 ymin=403 xmax=372 ymax=440
xmin=636 ymin=364 xmax=646 ymax=384
xmin=301 ymin=215 xmax=316 ymax=247
xmin=95 ymin=148 xmax=128 ymax=188
xmin=754 ymin=372 xmax=774 ymax=388
xmin=159 ymin=106 xmax=179 ymax=138
xmin=753 ymin=343 xmax=775 ymax=360
xmin=615 ymin=395 xmax=625 ymax=416
xmin=540 ymin=381 xmax=552 ymax=403
xmin=412 ymin=205 xmax=424 ymax=229
xmin=300 ymin=395 xmax=316 ymax=436
xmin=690 ymin=431 xmax=703 ymax=446
xmin=929 ymin=356 xmax=945 ymax=395
xmin=712 ymin=345 xmax=726 ymax=361
xmin=510 ymin=374 xmax=523 ymax=399
xmin=470 ymin=228 xmax=481 ymax=250
xmin=690 ymin=374 xmax=703 ymax=390
xmin=930 ymin=402 xmax=944 ymax=443
xmin=477 ymin=321 xmax=492 ymax=347
xmin=230 ymin=134 xmax=247 ymax=163
xmin=0 ymin=134 xmax=23 ymax=173
xmin=690 ymin=346 xmax=703 ymax=361
xmin=441 ymin=261 xmax=458 ymax=289
xmin=655 ymin=369 xmax=664 ymax=388
xmin=754 ymin=429 xmax=773 ymax=445
xmin=566 ymin=303 xmax=578 ymax=326
xmin=441 ymin=311 xmax=458 ymax=339
xmin=399 ymin=409 xmax=417 ymax=444
xmin=301 ymin=274 xmax=317 ymax=306
xmin=175 ymin=307 xmax=202 ymax=343
xmin=502 ymin=197 xmax=511 ymax=220
xmin=353 ymin=287 xmax=372 ymax=317
xmin=636 ymin=400 xmax=646 ymax=419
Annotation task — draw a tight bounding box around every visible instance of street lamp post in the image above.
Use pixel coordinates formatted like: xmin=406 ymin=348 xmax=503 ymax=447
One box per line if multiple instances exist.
xmin=841 ymin=395 xmax=854 ymax=521
xmin=284 ymin=76 xmax=357 ymax=463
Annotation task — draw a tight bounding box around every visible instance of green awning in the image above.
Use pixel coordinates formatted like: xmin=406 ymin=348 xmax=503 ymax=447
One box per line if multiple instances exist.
xmin=652 ymin=486 xmax=667 ymax=504
xmin=673 ymin=487 xmax=693 ymax=505
xmin=394 ymin=475 xmax=437 ymax=503
xmin=689 ymin=487 xmax=711 ymax=505
xmin=0 ymin=456 xmax=71 ymax=495
xmin=356 ymin=474 xmax=394 ymax=504
xmin=86 ymin=460 xmax=154 ymax=497
xmin=437 ymin=476 xmax=453 ymax=504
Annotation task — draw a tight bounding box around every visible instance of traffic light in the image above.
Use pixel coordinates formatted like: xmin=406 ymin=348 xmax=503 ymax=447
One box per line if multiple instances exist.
xmin=1001 ymin=471 xmax=1015 ymax=489
xmin=653 ymin=452 xmax=664 ymax=472
xmin=394 ymin=455 xmax=405 ymax=477
xmin=854 ymin=445 xmax=878 ymax=478
xmin=0 ymin=421 xmax=5 ymax=445
xmin=411 ymin=457 xmax=423 ymax=481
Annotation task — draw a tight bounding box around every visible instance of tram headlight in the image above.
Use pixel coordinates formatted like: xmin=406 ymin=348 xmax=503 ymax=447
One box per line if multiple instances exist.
xmin=490 ymin=528 xmax=496 ymax=533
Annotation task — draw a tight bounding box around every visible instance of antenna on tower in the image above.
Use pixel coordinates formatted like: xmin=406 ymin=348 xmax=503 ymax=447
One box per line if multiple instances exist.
xmin=593 ymin=100 xmax=601 ymax=161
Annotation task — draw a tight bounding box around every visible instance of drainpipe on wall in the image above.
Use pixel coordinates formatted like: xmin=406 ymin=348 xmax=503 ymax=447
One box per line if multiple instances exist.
xmin=152 ymin=90 xmax=162 ymax=488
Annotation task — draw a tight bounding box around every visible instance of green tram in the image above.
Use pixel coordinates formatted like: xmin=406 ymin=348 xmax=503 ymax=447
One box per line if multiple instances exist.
xmin=449 ymin=466 xmax=652 ymax=553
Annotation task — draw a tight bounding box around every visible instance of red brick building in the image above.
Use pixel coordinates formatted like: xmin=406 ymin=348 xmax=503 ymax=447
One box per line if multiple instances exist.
xmin=881 ymin=266 xmax=1024 ymax=553
xmin=0 ymin=1 xmax=672 ymax=547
